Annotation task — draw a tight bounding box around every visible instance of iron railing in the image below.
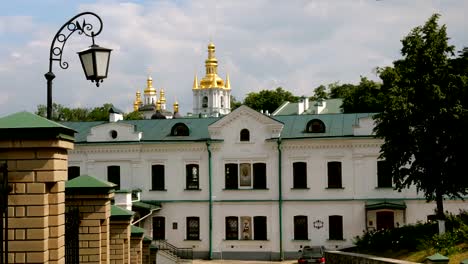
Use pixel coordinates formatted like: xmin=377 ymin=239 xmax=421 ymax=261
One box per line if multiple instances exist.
xmin=0 ymin=162 xmax=9 ymax=264
xmin=65 ymin=206 xmax=80 ymax=264
xmin=153 ymin=239 xmax=193 ymax=260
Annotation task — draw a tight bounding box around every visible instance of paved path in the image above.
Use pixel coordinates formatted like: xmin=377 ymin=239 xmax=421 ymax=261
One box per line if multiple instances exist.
xmin=193 ymin=260 xmax=296 ymax=264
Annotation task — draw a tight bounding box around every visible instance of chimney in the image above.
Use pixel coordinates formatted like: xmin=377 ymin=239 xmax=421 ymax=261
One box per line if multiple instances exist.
xmin=109 ymin=107 xmax=123 ymax=122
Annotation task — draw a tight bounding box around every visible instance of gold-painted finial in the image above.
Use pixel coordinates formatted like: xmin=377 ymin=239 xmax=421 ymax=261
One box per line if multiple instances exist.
xmin=144 ymin=75 xmax=157 ymax=95
xmin=199 ymin=42 xmax=225 ymax=89
xmin=156 ymin=99 xmax=161 ymax=111
xmin=193 ymin=74 xmax=199 ymax=90
xmin=133 ymin=90 xmax=142 ymax=111
xmin=160 ymin=88 xmax=166 ymax=103
xmin=225 ymin=74 xmax=230 ymax=90
xmin=173 ymin=99 xmax=179 ymax=113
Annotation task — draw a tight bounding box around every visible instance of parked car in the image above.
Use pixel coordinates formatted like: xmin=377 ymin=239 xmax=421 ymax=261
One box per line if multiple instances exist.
xmin=298 ymin=246 xmax=326 ymax=264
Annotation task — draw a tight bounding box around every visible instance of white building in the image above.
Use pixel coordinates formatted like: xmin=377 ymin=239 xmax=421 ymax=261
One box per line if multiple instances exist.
xmin=63 ymin=105 xmax=467 ymax=260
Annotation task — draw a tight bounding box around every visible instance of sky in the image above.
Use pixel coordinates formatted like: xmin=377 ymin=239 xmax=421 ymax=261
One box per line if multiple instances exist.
xmin=0 ymin=0 xmax=467 ymax=116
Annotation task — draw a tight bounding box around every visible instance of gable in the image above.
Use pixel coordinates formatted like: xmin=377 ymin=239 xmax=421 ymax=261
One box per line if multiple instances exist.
xmin=87 ymin=122 xmax=142 ymax=142
xmin=208 ymin=105 xmax=283 ymax=140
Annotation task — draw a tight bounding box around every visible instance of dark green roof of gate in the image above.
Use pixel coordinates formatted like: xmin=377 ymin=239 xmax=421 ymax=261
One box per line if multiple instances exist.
xmin=60 ymin=112 xmax=374 ymax=143
xmin=110 ymin=205 xmax=134 ymax=220
xmin=0 ymin=111 xmax=75 ymax=141
xmin=65 ymin=175 xmax=116 ymax=195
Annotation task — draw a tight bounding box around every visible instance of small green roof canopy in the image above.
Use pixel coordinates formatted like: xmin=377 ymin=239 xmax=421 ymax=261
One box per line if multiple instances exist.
xmin=66 ymin=175 xmax=116 ymax=195
xmin=131 ymin=225 xmax=145 ymax=237
xmin=365 ymin=200 xmax=406 ymax=210
xmin=110 ymin=205 xmax=134 ymax=220
xmin=0 ymin=111 xmax=75 ymax=141
xmin=426 ymin=253 xmax=449 ymax=262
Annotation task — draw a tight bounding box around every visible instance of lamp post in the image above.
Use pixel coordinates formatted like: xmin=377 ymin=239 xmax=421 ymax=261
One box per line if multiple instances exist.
xmin=45 ymin=12 xmax=112 ymax=120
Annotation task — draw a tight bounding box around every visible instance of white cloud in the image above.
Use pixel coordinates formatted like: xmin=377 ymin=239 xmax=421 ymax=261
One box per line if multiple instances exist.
xmin=0 ymin=0 xmax=467 ymax=117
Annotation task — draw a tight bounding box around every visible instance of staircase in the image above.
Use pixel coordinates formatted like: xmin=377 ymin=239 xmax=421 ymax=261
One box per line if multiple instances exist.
xmin=153 ymin=240 xmax=193 ymax=264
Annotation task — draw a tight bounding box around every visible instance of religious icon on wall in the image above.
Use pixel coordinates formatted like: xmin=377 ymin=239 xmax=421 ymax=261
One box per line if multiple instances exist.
xmin=241 ymin=216 xmax=252 ymax=240
xmin=239 ymin=163 xmax=251 ymax=186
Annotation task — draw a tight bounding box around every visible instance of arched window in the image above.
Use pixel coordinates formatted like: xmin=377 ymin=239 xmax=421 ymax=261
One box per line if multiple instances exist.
xmin=171 ymin=123 xmax=189 ymax=136
xmin=202 ymin=96 xmax=208 ymax=108
xmin=306 ymin=119 xmax=326 ymax=133
xmin=240 ymin=129 xmax=250 ymax=142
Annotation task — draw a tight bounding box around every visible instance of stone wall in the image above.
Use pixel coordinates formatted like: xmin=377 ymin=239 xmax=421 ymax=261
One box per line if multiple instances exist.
xmin=325 ymin=251 xmax=421 ymax=264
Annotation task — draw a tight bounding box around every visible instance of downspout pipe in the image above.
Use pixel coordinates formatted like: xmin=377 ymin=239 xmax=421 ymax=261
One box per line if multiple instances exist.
xmin=206 ymin=141 xmax=213 ymax=259
xmin=277 ymin=138 xmax=284 ymax=260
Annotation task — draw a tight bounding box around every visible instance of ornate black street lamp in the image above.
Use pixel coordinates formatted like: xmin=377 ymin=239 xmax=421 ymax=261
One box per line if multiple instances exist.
xmin=45 ymin=12 xmax=112 ymax=119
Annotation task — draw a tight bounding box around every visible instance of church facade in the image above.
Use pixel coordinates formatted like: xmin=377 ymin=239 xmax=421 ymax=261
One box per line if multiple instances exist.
xmin=63 ymin=106 xmax=466 ymax=260
xmin=62 ymin=42 xmax=467 ymax=260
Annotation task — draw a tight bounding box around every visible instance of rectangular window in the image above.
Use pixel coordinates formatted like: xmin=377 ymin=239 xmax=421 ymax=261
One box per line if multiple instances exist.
xmin=225 ymin=216 xmax=239 ymax=240
xmin=68 ymin=166 xmax=80 ymax=181
xmin=254 ymin=216 xmax=267 ymax=240
xmin=293 ymin=162 xmax=307 ymax=188
xmin=186 ymin=217 xmax=200 ymax=240
xmin=225 ymin=163 xmax=238 ymax=189
xmin=107 ymin=165 xmax=120 ymax=190
xmin=152 ymin=217 xmax=165 ymax=240
xmin=329 ymin=215 xmax=343 ymax=240
xmin=152 ymin=164 xmax=165 ymax=190
xmin=327 ymin=161 xmax=342 ymax=188
xmin=294 ymin=215 xmax=308 ymax=240
xmin=253 ymin=163 xmax=267 ymax=189
xmin=377 ymin=160 xmax=392 ymax=188
xmin=240 ymin=216 xmax=252 ymax=240
xmin=239 ymin=163 xmax=251 ymax=187
xmin=186 ymin=164 xmax=199 ymax=190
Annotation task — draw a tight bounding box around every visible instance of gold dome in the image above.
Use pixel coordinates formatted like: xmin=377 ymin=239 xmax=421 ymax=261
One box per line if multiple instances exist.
xmin=199 ymin=42 xmax=226 ymax=89
xmin=144 ymin=76 xmax=157 ymax=95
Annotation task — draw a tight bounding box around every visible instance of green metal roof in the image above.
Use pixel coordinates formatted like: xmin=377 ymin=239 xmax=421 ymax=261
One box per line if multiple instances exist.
xmin=426 ymin=253 xmax=449 ymax=261
xmin=0 ymin=112 xmax=75 ymax=141
xmin=273 ymin=99 xmax=344 ymax=116
xmin=131 ymin=225 xmax=145 ymax=236
xmin=110 ymin=205 xmax=134 ymax=220
xmin=132 ymin=201 xmax=161 ymax=211
xmin=66 ymin=175 xmax=116 ymax=189
xmin=365 ymin=200 xmax=406 ymax=210
xmin=60 ymin=111 xmax=374 ymax=143
xmin=274 ymin=113 xmax=373 ymax=139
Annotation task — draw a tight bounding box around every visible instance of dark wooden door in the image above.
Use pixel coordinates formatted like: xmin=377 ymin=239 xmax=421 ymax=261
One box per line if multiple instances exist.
xmin=376 ymin=211 xmax=394 ymax=230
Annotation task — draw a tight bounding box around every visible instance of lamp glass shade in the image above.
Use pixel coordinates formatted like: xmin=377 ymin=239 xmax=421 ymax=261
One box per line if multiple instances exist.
xmin=79 ymin=52 xmax=94 ymax=78
xmin=95 ymin=51 xmax=110 ymax=77
xmin=78 ymin=45 xmax=112 ymax=82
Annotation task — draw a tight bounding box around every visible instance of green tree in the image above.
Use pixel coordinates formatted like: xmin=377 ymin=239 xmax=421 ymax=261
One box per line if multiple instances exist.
xmin=374 ymin=14 xmax=468 ymax=219
xmin=329 ymin=82 xmax=356 ymax=99
xmin=124 ymin=111 xmax=144 ymax=120
xmin=230 ymin=95 xmax=242 ymax=111
xmin=309 ymin=85 xmax=328 ymax=101
xmin=35 ymin=103 xmax=115 ymax=121
xmin=341 ymin=77 xmax=384 ymax=113
xmin=243 ymin=87 xmax=299 ymax=113
xmin=88 ymin=103 xmax=114 ymax=121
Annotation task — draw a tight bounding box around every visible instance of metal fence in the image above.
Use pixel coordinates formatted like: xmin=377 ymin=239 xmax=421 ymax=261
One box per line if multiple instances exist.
xmin=0 ymin=162 xmax=9 ymax=264
xmin=65 ymin=206 xmax=80 ymax=264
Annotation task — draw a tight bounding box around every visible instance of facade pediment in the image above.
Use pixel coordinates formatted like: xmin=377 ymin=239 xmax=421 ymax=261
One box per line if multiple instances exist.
xmin=208 ymin=105 xmax=284 ymax=140
xmin=87 ymin=122 xmax=142 ymax=142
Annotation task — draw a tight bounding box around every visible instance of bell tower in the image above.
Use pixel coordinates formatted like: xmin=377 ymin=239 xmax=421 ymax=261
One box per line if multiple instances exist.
xmin=192 ymin=42 xmax=231 ymax=117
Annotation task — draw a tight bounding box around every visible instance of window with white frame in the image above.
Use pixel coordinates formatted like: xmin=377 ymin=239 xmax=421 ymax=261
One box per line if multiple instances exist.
xmin=224 ymin=162 xmax=267 ymax=189
xmin=186 ymin=164 xmax=199 ymax=190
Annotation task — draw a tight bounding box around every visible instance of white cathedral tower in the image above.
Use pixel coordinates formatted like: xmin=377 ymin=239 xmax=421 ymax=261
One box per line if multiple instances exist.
xmin=192 ymin=42 xmax=231 ymax=116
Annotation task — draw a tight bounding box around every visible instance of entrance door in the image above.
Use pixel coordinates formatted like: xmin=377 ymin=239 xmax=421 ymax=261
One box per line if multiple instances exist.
xmin=376 ymin=211 xmax=394 ymax=230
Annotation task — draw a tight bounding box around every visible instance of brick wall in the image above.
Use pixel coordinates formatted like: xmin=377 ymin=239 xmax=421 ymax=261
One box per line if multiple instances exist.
xmin=1 ymin=139 xmax=73 ymax=264
xmin=109 ymin=220 xmax=131 ymax=263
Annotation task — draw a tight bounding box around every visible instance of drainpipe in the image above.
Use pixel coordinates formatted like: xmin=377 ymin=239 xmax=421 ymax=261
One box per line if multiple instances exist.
xmin=206 ymin=141 xmax=213 ymax=259
xmin=277 ymin=138 xmax=284 ymax=260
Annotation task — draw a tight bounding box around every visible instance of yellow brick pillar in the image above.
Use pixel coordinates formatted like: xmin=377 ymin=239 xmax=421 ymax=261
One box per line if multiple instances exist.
xmin=130 ymin=226 xmax=145 ymax=264
xmin=142 ymin=236 xmax=152 ymax=264
xmin=109 ymin=205 xmax=134 ymax=264
xmin=65 ymin=175 xmax=115 ymax=264
xmin=0 ymin=112 xmax=75 ymax=264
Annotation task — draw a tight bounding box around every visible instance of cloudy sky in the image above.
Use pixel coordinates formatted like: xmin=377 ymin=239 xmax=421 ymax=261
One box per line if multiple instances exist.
xmin=0 ymin=0 xmax=467 ymax=116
